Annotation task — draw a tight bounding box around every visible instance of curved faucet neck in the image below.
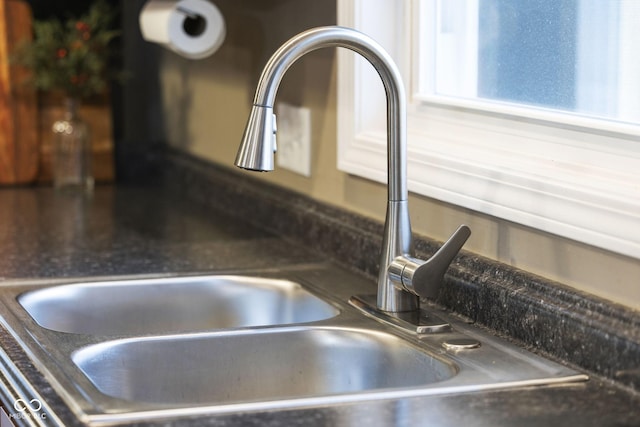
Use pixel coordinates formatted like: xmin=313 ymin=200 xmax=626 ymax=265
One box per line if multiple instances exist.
xmin=252 ymin=26 xmax=408 ymax=203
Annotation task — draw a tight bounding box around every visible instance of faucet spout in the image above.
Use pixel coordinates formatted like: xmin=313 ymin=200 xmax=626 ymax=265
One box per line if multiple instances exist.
xmin=236 ymin=26 xmax=468 ymax=314
xmin=236 ymin=26 xmax=407 ymax=200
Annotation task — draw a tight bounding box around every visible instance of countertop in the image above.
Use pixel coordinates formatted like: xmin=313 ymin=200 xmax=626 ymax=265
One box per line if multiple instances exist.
xmin=0 ymin=180 xmax=638 ymax=426
xmin=0 ymin=186 xmax=320 ymax=278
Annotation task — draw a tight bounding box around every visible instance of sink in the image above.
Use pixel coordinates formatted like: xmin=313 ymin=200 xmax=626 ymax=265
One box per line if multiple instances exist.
xmin=18 ymin=275 xmax=339 ymax=335
xmin=72 ymin=327 xmax=456 ymax=406
xmin=0 ymin=267 xmax=587 ymax=424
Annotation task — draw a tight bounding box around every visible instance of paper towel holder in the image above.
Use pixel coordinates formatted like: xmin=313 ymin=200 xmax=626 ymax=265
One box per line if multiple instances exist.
xmin=139 ymin=0 xmax=226 ymax=59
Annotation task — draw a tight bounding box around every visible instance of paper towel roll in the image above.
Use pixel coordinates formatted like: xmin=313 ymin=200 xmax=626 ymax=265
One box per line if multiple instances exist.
xmin=139 ymin=0 xmax=226 ymax=59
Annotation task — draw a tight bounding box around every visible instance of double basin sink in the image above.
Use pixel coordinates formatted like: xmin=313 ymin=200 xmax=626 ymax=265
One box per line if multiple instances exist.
xmin=0 ymin=265 xmax=587 ymax=425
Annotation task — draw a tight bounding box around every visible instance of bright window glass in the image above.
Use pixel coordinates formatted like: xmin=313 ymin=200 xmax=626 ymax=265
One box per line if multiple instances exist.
xmin=420 ymin=0 xmax=640 ymax=125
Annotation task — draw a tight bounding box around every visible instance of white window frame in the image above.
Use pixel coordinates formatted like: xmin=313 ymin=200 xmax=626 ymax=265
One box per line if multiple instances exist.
xmin=337 ymin=0 xmax=640 ymax=259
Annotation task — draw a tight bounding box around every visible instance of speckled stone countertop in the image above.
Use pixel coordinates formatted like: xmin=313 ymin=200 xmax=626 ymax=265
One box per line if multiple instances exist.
xmin=0 ymin=186 xmax=321 ymax=278
xmin=0 ymin=149 xmax=638 ymax=426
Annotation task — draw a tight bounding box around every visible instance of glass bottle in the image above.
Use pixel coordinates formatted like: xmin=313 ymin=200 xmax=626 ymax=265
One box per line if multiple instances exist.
xmin=52 ymin=98 xmax=94 ymax=192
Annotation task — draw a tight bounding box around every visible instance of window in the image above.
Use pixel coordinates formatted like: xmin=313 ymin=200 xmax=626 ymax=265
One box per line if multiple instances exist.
xmin=423 ymin=0 xmax=640 ymax=126
xmin=337 ymin=0 xmax=640 ymax=259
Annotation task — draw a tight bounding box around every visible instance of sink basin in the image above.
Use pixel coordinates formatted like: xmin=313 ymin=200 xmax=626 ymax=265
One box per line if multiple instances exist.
xmin=0 ymin=267 xmax=587 ymax=424
xmin=72 ymin=327 xmax=456 ymax=406
xmin=18 ymin=276 xmax=339 ymax=335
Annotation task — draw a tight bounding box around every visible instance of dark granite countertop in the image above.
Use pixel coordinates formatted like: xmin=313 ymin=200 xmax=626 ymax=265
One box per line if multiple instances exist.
xmin=0 ymin=186 xmax=321 ymax=278
xmin=0 ymin=152 xmax=638 ymax=425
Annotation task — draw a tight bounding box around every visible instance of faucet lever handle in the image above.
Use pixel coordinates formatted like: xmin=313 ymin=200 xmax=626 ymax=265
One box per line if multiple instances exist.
xmin=390 ymin=225 xmax=471 ymax=299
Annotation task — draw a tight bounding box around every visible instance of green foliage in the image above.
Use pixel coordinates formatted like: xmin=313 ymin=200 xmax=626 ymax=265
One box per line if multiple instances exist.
xmin=15 ymin=0 xmax=120 ymax=99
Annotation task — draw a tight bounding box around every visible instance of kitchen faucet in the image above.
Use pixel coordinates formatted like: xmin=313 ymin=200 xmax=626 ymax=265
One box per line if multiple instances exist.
xmin=235 ymin=26 xmax=470 ymax=316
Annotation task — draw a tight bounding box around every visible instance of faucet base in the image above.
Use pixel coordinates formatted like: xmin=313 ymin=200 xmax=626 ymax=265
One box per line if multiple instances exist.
xmin=349 ymin=295 xmax=451 ymax=335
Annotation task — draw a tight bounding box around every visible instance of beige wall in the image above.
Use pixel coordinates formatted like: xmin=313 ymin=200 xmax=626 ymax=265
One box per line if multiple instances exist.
xmin=157 ymin=1 xmax=639 ymax=310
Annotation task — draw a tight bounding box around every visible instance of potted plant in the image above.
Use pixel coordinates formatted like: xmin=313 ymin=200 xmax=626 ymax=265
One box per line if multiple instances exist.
xmin=15 ymin=0 xmax=119 ymax=191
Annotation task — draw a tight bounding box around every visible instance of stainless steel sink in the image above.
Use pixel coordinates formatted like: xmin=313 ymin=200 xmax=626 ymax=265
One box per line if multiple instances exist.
xmin=0 ymin=267 xmax=587 ymax=425
xmin=73 ymin=327 xmax=456 ymax=406
xmin=18 ymin=275 xmax=339 ymax=335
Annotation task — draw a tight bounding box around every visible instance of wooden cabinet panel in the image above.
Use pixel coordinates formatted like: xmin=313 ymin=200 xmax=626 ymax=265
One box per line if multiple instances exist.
xmin=0 ymin=0 xmax=38 ymax=184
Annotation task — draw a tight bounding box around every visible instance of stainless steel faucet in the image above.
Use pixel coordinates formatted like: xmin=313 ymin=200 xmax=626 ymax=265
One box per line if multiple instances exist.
xmin=236 ymin=26 xmax=470 ymax=314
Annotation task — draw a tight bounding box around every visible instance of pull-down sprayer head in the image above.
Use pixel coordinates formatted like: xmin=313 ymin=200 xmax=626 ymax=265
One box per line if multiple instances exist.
xmin=236 ymin=105 xmax=277 ymax=172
